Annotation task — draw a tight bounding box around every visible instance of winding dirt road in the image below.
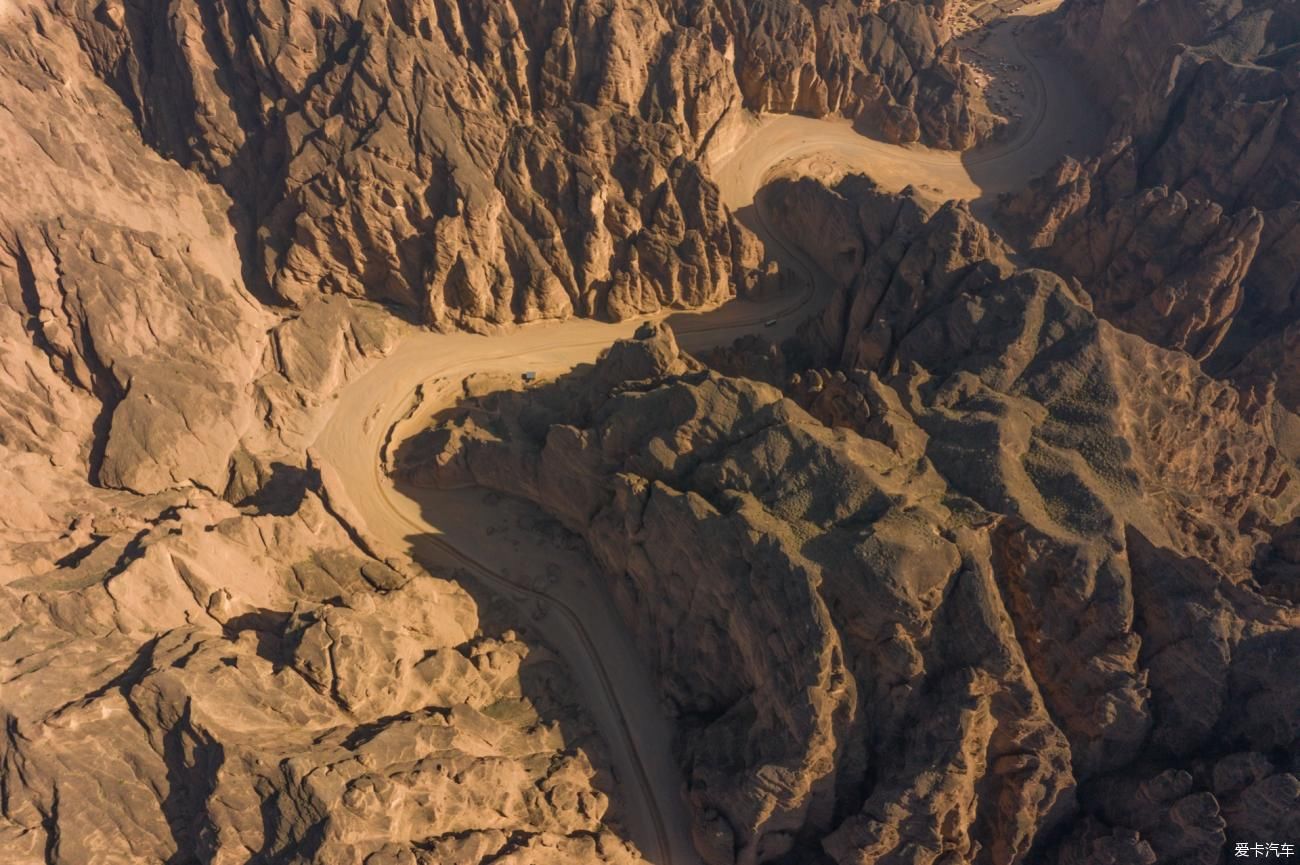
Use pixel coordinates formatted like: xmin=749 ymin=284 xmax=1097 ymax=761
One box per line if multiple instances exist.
xmin=312 ymin=4 xmax=1096 ymax=862
xmin=709 ymin=0 xmax=1100 ymax=211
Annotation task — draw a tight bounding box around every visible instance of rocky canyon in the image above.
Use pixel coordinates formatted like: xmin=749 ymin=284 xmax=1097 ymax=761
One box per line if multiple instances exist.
xmin=1 ymin=0 xmax=1297 ymax=863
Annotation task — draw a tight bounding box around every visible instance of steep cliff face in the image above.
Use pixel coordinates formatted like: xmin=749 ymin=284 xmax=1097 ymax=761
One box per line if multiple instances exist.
xmin=730 ymin=0 xmax=995 ymax=147
xmin=1000 ymin=0 xmax=1300 ymax=404
xmin=58 ymin=0 xmax=747 ymax=327
xmin=407 ymin=180 xmax=1300 ymax=864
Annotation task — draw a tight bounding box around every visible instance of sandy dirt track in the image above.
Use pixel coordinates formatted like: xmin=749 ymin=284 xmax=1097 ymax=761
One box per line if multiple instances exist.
xmin=709 ymin=0 xmax=1101 ymax=212
xmin=313 ymin=4 xmax=1095 ymax=861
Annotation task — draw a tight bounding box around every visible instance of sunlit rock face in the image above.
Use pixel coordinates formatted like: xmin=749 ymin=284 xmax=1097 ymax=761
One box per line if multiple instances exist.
xmin=0 ymin=475 xmax=649 ymax=864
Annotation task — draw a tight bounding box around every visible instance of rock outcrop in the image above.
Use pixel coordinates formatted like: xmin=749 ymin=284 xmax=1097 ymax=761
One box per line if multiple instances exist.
xmin=730 ymin=0 xmax=997 ymax=147
xmin=404 ymin=324 xmax=1078 ymax=864
xmin=406 ymin=181 xmax=1300 ymax=864
xmin=0 ymin=474 xmax=645 ymax=863
xmin=1000 ymin=0 xmax=1300 ymax=402
xmin=43 ymin=0 xmax=992 ymax=330
xmin=998 ymin=141 xmax=1263 ymax=360
xmin=1059 ymin=0 xmax=1300 ymax=114
xmin=0 ymin=4 xmax=659 ymax=859
xmin=0 ymin=2 xmax=414 ymax=502
xmin=63 ymin=0 xmax=750 ymax=326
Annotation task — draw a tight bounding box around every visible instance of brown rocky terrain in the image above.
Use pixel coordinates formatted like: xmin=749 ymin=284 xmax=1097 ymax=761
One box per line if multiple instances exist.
xmin=3 ymin=0 xmax=1299 ymax=860
xmin=729 ymin=0 xmax=998 ymax=146
xmin=0 ymin=475 xmax=645 ymax=864
xmin=0 ymin=0 xmax=1004 ymax=508
xmin=52 ymin=0 xmax=993 ymax=331
xmin=999 ymin=0 xmax=1300 ymax=406
xmin=405 ymin=180 xmax=1300 ymax=863
xmin=1 ymin=0 xmax=705 ymax=858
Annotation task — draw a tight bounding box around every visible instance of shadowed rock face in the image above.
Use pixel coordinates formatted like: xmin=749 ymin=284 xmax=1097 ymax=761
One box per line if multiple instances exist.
xmin=407 ymin=184 xmax=1300 ymax=864
xmin=1059 ymin=0 xmax=1300 ymax=114
xmin=1000 ymin=0 xmax=1300 ymax=404
xmin=730 ymin=0 xmax=996 ymax=147
xmin=998 ymin=142 xmax=1265 ymax=361
xmin=405 ymin=324 xmax=1079 ymax=865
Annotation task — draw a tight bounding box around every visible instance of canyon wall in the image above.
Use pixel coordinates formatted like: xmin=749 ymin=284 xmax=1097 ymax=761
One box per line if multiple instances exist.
xmin=55 ymin=0 xmax=992 ymax=329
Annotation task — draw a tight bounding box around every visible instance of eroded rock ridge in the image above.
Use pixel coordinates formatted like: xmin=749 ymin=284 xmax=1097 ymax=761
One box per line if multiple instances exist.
xmin=1001 ymin=0 xmax=1300 ymax=408
xmin=408 ymin=181 xmax=1300 ymax=864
